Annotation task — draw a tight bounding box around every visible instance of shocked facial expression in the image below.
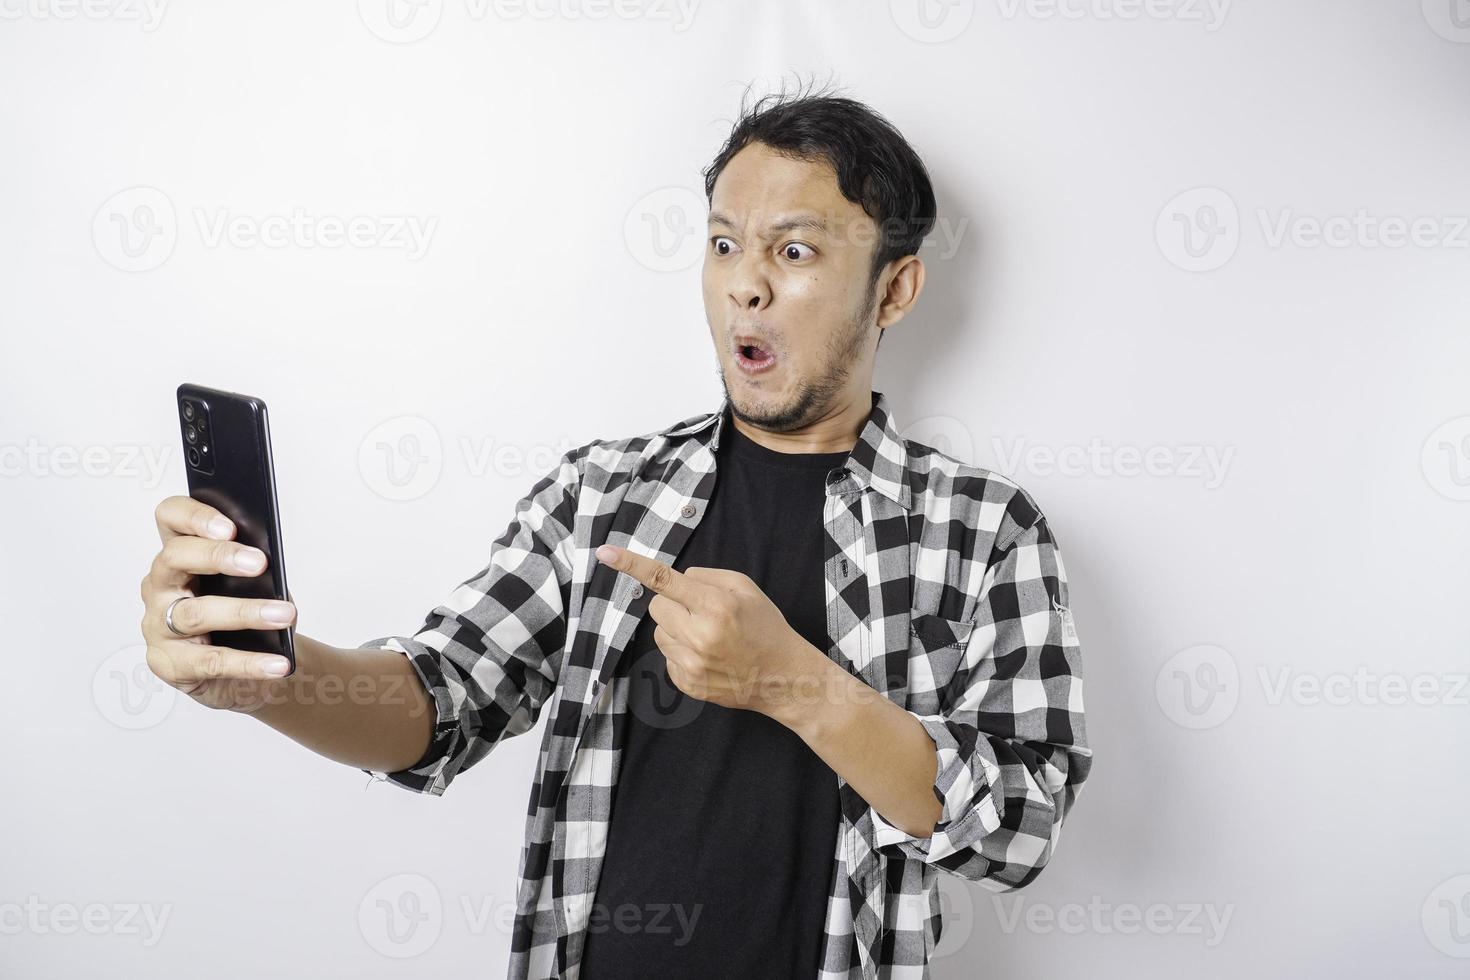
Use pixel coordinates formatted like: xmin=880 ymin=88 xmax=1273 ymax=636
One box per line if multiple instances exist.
xmin=702 ymin=142 xmax=886 ymax=433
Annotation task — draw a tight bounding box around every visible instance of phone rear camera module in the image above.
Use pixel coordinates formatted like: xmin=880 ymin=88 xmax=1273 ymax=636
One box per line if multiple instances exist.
xmin=188 ymin=447 xmax=201 ymax=467
xmin=185 ymin=425 xmax=199 ymax=445
xmin=182 ymin=401 xmax=196 ymax=422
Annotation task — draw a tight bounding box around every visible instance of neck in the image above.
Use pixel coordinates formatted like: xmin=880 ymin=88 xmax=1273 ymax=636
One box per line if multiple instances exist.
xmin=728 ymin=391 xmax=871 ymax=455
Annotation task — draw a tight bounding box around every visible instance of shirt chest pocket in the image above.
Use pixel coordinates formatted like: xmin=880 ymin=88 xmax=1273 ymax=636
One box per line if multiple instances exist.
xmin=905 ymin=611 xmax=975 ymax=712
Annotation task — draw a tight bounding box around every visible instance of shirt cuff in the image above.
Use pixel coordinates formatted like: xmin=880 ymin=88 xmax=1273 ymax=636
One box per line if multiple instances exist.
xmin=869 ymin=710 xmax=1003 ymax=861
xmin=357 ymin=636 xmax=462 ymax=795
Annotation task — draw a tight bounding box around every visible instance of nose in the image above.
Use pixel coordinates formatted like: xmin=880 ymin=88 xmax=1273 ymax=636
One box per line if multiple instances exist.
xmin=727 ymin=254 xmax=771 ymax=312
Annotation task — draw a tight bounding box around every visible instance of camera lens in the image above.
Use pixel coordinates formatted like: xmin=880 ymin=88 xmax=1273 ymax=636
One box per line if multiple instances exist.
xmin=188 ymin=447 xmax=201 ymax=467
xmin=182 ymin=402 xmax=195 ymax=422
xmin=185 ymin=424 xmax=198 ymax=445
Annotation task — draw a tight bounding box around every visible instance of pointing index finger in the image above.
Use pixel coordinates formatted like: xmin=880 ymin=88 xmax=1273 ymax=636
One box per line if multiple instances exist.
xmin=595 ymin=544 xmax=701 ymax=608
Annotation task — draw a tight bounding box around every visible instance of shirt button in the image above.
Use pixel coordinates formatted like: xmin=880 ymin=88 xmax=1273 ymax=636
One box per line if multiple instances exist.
xmin=630 ymin=584 xmax=643 ymax=599
xmin=680 ymin=503 xmax=696 ymax=519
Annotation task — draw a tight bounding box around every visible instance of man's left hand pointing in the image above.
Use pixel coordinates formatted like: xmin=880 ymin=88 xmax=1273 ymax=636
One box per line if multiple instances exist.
xmin=595 ymin=542 xmax=828 ymax=717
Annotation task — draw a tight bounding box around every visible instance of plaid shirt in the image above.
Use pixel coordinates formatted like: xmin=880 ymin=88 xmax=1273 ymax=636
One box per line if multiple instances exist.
xmin=360 ymin=389 xmax=1092 ymax=979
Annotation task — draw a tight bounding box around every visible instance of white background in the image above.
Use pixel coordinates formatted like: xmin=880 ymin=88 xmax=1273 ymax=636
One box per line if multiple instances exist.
xmin=3 ymin=1 xmax=1468 ymax=977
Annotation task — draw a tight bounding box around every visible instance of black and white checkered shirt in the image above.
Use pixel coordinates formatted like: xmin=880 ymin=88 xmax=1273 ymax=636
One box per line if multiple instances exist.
xmin=360 ymin=389 xmax=1092 ymax=979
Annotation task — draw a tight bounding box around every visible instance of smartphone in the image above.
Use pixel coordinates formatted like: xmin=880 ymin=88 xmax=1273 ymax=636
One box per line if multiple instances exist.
xmin=176 ymin=383 xmax=295 ymax=671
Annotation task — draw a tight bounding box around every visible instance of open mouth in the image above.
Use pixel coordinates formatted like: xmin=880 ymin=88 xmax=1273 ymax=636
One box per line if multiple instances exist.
xmin=734 ymin=339 xmax=777 ymax=374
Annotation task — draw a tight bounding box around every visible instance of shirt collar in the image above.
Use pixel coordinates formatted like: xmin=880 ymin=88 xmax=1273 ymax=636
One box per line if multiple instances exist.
xmin=662 ymin=389 xmax=913 ymax=511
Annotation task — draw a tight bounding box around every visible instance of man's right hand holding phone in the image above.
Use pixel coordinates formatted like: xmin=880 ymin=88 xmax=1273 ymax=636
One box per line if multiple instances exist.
xmin=138 ymin=495 xmax=436 ymax=773
xmin=139 ymin=495 xmax=298 ymax=713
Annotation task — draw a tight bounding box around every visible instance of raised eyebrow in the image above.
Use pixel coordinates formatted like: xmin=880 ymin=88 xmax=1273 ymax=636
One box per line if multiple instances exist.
xmin=708 ymin=211 xmax=829 ymax=240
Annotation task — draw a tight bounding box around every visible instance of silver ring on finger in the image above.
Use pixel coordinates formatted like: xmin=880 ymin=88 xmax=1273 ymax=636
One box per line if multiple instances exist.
xmin=164 ymin=595 xmax=192 ymax=637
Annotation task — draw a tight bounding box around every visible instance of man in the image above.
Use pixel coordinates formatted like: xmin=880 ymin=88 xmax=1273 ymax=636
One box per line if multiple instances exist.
xmin=139 ymin=88 xmax=1091 ymax=979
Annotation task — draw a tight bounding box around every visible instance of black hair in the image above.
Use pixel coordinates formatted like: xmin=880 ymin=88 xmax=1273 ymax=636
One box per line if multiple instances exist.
xmin=702 ymin=77 xmax=937 ymax=349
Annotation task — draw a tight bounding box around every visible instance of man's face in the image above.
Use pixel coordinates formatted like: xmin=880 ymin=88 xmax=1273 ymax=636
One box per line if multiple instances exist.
xmin=702 ymin=141 xmax=884 ymax=433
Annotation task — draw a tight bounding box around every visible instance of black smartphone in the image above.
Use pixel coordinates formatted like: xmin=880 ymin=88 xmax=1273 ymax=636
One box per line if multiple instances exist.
xmin=176 ymin=383 xmax=295 ymax=671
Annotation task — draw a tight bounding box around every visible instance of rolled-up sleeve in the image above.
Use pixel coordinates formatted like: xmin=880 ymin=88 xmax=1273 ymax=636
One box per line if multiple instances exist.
xmin=358 ymin=448 xmax=583 ymax=796
xmin=871 ymin=499 xmax=1092 ymax=889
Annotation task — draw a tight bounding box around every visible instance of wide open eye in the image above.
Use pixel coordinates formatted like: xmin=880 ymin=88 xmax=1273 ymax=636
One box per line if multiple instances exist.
xmin=780 ymin=241 xmax=815 ymax=262
xmin=710 ymin=235 xmax=738 ymax=256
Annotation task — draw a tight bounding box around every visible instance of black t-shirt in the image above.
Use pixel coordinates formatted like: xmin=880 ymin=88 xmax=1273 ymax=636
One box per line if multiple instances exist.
xmin=578 ymin=409 xmax=848 ymax=979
